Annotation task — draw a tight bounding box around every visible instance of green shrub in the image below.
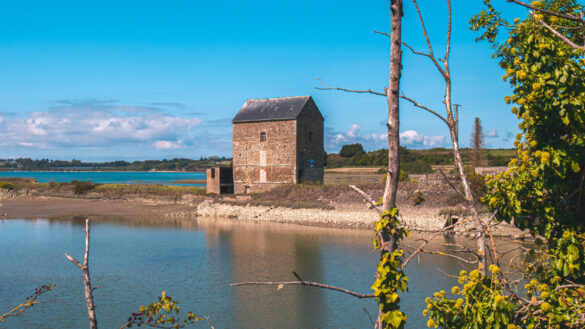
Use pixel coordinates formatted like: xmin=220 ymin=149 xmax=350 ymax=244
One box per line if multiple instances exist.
xmin=0 ymin=182 xmax=14 ymax=190
xmin=412 ymin=191 xmax=425 ymax=205
xmin=339 ymin=143 xmax=364 ymax=158
xmin=381 ymin=170 xmax=410 ymax=183
xmin=71 ymin=180 xmax=98 ymax=195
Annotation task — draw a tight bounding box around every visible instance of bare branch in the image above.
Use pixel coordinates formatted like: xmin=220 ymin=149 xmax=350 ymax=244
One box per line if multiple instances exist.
xmin=399 ymin=94 xmax=449 ymax=125
xmin=316 ymin=78 xmax=386 ymax=96
xmin=483 ymin=210 xmax=500 ymax=265
xmin=65 ymin=219 xmax=98 ymax=329
xmin=374 ymin=30 xmax=391 ymax=38
xmin=437 ymin=268 xmax=459 ymax=279
xmin=231 ymin=271 xmax=375 ymax=299
xmin=348 ymin=185 xmax=382 ymax=214
xmin=410 ymin=0 xmax=447 ymax=77
xmin=65 ymin=253 xmax=83 ymax=269
xmin=507 ymin=0 xmax=585 ymax=23
xmin=420 ymin=249 xmax=479 ymax=264
xmin=556 ymin=284 xmax=585 ymax=291
xmin=437 ymin=169 xmax=466 ymax=198
xmin=401 ymin=41 xmax=432 ymax=58
xmin=402 ymin=218 xmax=474 ymax=269
xmin=536 ymin=14 xmax=584 ymax=50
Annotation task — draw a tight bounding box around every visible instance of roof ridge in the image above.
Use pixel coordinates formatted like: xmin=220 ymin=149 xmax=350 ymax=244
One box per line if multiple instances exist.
xmin=246 ymin=95 xmax=311 ymax=101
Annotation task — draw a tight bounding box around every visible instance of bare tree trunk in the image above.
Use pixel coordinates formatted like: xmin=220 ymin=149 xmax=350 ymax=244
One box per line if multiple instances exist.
xmin=66 ymin=219 xmax=98 ymax=329
xmin=375 ymin=2 xmax=403 ymax=328
xmin=447 ymin=121 xmax=487 ymax=273
xmin=382 ymin=0 xmax=403 ymax=213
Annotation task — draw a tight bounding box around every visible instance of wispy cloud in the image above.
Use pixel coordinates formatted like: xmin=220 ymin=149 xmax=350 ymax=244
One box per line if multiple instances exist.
xmin=205 ymin=118 xmax=233 ymax=127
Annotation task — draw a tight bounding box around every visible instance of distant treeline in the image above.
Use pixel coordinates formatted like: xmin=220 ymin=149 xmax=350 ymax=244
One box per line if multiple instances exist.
xmin=326 ymin=143 xmax=515 ymax=173
xmin=0 ymin=157 xmax=231 ymax=172
xmin=1 ymin=144 xmax=514 ymax=173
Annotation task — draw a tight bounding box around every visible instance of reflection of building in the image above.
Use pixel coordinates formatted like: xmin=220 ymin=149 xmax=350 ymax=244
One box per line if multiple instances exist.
xmin=203 ymin=222 xmax=324 ymax=328
xmin=232 ymin=96 xmax=325 ymax=194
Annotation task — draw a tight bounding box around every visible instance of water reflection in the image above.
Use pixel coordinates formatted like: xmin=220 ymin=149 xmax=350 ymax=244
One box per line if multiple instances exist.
xmin=0 ymin=217 xmax=528 ymax=328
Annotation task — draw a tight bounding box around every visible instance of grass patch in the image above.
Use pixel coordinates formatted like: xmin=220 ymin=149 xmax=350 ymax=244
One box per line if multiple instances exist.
xmin=94 ymin=184 xmax=206 ymax=196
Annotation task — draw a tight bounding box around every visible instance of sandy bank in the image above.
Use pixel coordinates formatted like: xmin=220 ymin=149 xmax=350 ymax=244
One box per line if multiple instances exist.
xmin=0 ymin=191 xmax=525 ymax=237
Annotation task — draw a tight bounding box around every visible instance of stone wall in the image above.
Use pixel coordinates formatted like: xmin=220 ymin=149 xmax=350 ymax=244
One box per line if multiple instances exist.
xmin=232 ymin=120 xmax=297 ymax=194
xmin=206 ymin=168 xmax=220 ymax=194
xmin=296 ymin=100 xmax=325 ymax=183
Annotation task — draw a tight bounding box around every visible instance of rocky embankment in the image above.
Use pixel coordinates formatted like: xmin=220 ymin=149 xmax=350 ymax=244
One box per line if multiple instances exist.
xmin=195 ymin=200 xmax=523 ymax=237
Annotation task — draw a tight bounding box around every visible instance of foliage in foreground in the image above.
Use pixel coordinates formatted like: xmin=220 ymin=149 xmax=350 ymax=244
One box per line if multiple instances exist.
xmin=424 ymin=0 xmax=585 ymax=327
xmin=0 ymin=284 xmax=54 ymax=322
xmin=372 ymin=208 xmax=409 ymax=328
xmin=121 ymin=291 xmax=210 ymax=329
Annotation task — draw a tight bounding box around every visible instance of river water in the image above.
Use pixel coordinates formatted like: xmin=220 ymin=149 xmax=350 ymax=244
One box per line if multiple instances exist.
xmin=0 ymin=171 xmax=206 ymax=186
xmin=0 ymin=217 xmax=473 ymax=328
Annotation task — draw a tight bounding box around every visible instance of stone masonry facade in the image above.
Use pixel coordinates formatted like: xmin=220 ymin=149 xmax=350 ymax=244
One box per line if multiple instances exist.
xmin=232 ymin=96 xmax=324 ymax=194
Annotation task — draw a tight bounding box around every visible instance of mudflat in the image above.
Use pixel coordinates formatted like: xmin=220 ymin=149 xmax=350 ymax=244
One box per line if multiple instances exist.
xmin=0 ymin=196 xmax=196 ymax=220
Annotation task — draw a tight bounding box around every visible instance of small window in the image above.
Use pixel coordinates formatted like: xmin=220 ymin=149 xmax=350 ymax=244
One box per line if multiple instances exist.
xmin=211 ymin=168 xmax=215 ymax=179
xmin=260 ymin=132 xmax=266 ymax=142
xmin=308 ymin=132 xmax=313 ymax=142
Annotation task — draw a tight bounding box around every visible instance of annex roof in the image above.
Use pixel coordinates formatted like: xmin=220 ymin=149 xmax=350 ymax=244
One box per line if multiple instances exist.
xmin=232 ymin=96 xmax=313 ymax=123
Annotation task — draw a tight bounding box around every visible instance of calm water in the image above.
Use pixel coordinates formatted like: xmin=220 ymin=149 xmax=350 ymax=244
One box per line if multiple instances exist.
xmin=0 ymin=218 xmax=471 ymax=329
xmin=0 ymin=171 xmax=205 ymax=186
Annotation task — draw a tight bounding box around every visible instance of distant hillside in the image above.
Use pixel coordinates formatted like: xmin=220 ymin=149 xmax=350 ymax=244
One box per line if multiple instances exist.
xmin=326 ymin=145 xmax=515 ymax=174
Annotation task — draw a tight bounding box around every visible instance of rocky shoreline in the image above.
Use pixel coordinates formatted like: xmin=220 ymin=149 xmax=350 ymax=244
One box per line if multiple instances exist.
xmin=195 ymin=199 xmax=524 ymax=237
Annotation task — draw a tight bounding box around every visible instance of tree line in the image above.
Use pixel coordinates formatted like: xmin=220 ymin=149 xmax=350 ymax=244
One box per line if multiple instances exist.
xmin=326 ymin=143 xmax=515 ymax=173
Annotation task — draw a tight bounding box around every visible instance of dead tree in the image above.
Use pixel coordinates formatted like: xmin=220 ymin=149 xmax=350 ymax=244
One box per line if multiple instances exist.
xmin=471 ymin=117 xmax=485 ymax=168
xmin=395 ymin=0 xmax=491 ymax=274
xmin=323 ymin=0 xmax=497 ymax=274
xmin=65 ymin=219 xmax=98 ymax=329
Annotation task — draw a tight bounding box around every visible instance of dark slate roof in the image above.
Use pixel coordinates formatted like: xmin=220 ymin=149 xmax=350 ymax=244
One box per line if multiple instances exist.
xmin=233 ymin=96 xmax=312 ymax=123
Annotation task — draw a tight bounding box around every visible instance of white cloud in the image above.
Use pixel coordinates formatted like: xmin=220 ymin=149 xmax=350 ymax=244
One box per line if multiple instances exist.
xmin=399 ymin=130 xmax=445 ymax=148
xmin=0 ymin=101 xmax=202 ymax=151
xmin=326 ymin=124 xmax=390 ymax=152
xmin=154 ymin=140 xmax=183 ymax=150
xmin=327 ymin=125 xmax=445 ymax=152
xmin=486 ymin=128 xmax=498 ymax=138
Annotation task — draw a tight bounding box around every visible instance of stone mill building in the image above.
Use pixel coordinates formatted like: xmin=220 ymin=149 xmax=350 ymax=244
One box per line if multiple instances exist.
xmin=231 ymin=95 xmax=325 ymax=194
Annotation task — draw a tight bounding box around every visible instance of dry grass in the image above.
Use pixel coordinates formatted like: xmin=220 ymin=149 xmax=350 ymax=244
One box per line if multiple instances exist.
xmin=218 ymin=182 xmax=386 ymax=210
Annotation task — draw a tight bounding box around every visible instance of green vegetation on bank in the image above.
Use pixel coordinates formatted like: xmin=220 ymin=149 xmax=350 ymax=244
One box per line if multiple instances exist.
xmin=327 ymin=145 xmax=515 ymax=173
xmin=0 ymin=157 xmax=230 ymax=172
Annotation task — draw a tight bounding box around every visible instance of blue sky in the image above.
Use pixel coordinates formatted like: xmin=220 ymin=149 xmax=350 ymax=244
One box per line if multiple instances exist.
xmin=0 ymin=0 xmax=526 ymax=161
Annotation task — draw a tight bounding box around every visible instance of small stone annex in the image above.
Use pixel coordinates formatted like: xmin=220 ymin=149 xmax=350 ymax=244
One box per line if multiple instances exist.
xmin=230 ymin=95 xmax=325 ymax=194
